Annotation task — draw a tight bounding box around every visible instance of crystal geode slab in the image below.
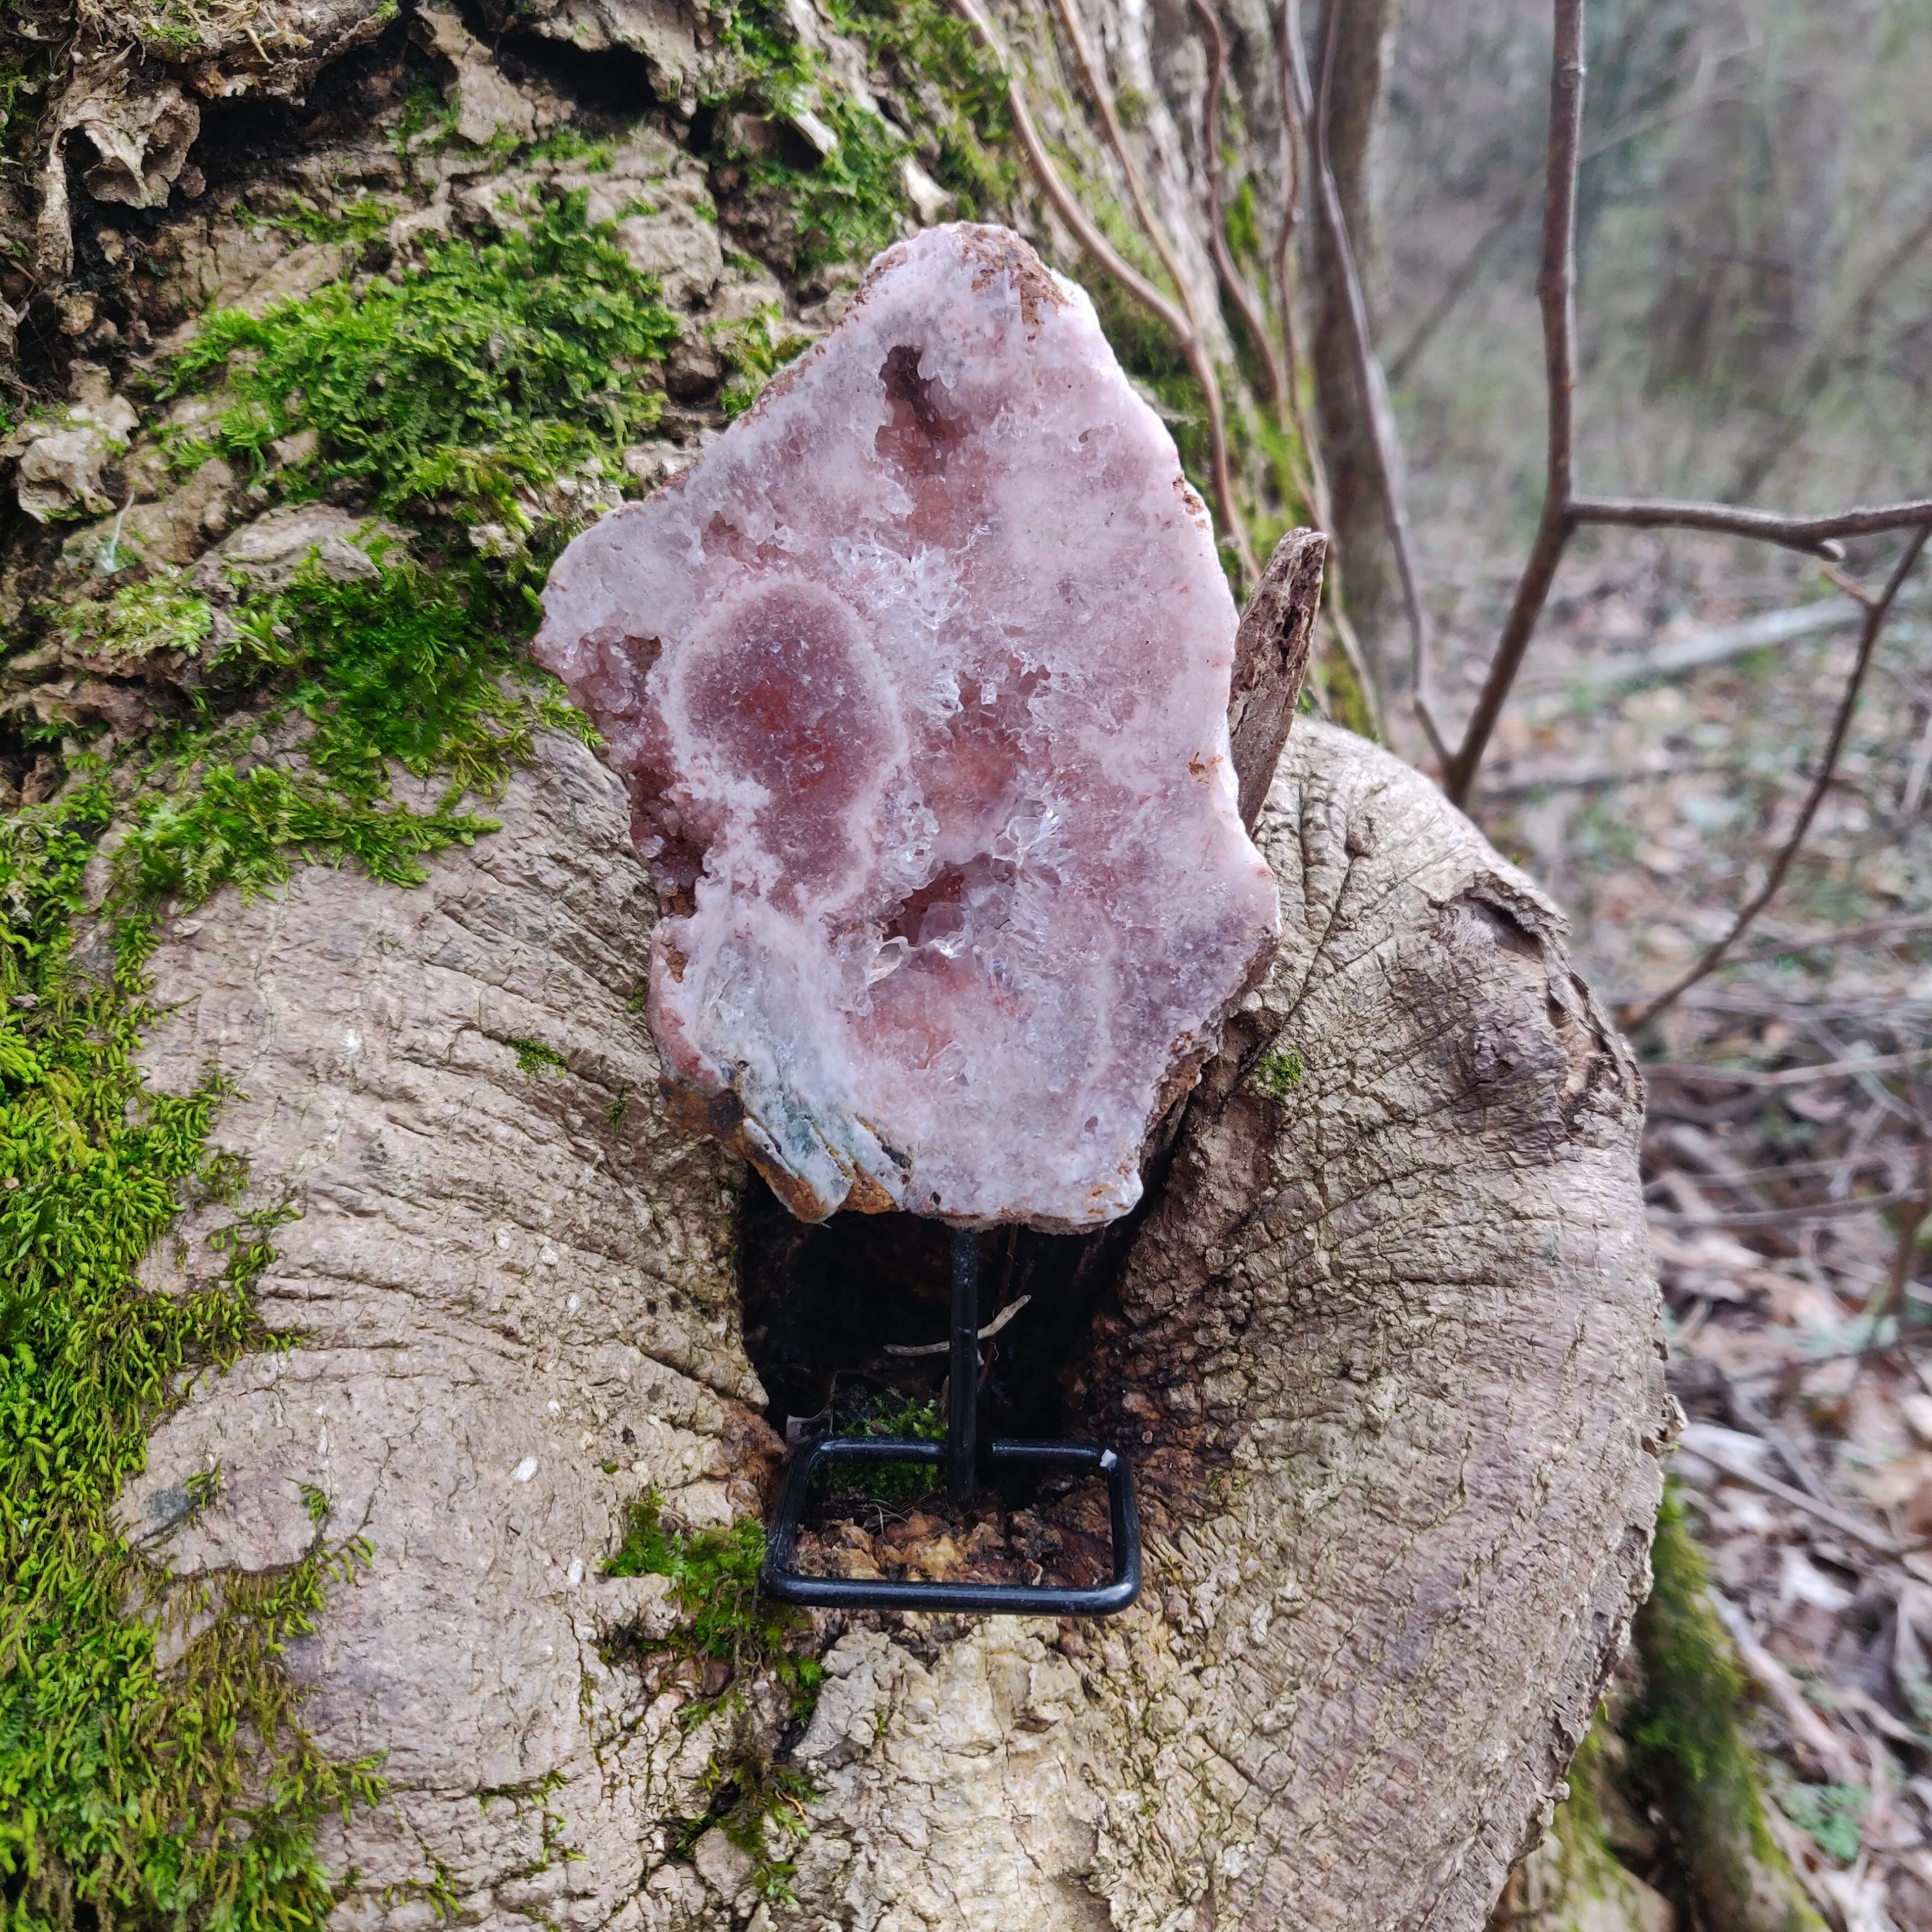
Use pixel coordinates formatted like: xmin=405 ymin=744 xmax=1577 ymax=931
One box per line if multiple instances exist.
xmin=534 ymin=224 xmax=1280 ymax=1229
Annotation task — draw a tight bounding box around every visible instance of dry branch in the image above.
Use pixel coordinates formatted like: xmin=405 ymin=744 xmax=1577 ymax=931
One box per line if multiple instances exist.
xmin=1438 ymin=0 xmax=1584 ymax=808
xmin=1228 ymin=526 xmax=1327 ymax=826
xmin=1190 ymin=0 xmax=1289 ymax=414
xmin=1620 ymin=526 xmax=1932 ymax=1034
xmin=1570 ymin=494 xmax=1932 ymax=560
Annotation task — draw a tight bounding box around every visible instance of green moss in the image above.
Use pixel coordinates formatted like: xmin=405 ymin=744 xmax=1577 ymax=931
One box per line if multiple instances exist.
xmin=94 ymin=548 xmax=588 ymax=967
xmin=604 ymin=1491 xmax=822 ymax=1901
xmin=829 ymin=0 xmax=1017 ymax=211
xmin=1627 ymin=1485 xmax=1825 ymax=1932
xmin=55 ymin=571 xmax=215 ymax=666
xmin=523 ymin=126 xmax=614 ymax=172
xmin=680 ymin=1712 xmax=814 ymax=1903
xmin=709 ymin=0 xmax=1014 ymax=273
xmin=0 ymin=509 xmax=603 ymax=1932
xmin=114 ymin=764 xmax=495 ymax=958
xmin=0 ymin=790 xmax=384 ymax=1932
xmin=0 ymin=87 xmax=699 ymax=1922
xmin=1255 ymin=1046 xmax=1304 ymax=1099
xmin=711 ymin=6 xmax=906 ymax=272
xmin=605 ymin=1490 xmax=820 ymax=1719
xmin=157 ymin=192 xmax=679 ymax=531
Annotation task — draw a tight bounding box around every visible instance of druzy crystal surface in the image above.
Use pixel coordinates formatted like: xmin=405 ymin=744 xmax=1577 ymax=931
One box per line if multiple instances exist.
xmin=534 ymin=224 xmax=1279 ymax=1229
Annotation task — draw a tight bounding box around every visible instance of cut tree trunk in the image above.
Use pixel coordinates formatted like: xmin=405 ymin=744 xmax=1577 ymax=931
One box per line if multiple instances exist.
xmin=126 ymin=713 xmax=1668 ymax=1932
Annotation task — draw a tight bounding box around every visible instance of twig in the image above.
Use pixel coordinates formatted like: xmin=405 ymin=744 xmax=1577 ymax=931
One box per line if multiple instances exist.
xmin=1044 ymin=0 xmax=1198 ymax=341
xmin=1620 ymin=525 xmax=1932 ymax=1034
xmin=1650 ymin=1187 xmax=1924 ymax=1230
xmin=1292 ymin=0 xmax=1445 ymax=761
xmin=1645 ymin=1147 xmax=1901 ymax=1194
xmin=1439 ymin=0 xmax=1584 ymax=808
xmin=1519 ymin=594 xmax=1868 ymax=697
xmin=1684 ymin=1438 xmax=1911 ymax=1559
xmin=883 ymin=1295 xmax=1031 ymax=1357
xmin=1190 ymin=0 xmax=1290 ymax=414
xmin=1569 ymin=494 xmax=1932 ymax=561
xmin=1734 ymin=915 xmax=1932 ymax=968
xmin=1726 ymin=1338 xmax=1930 ymax=1384
xmin=1726 ymin=1380 xmax=1835 ymax=1506
xmin=947 ymin=0 xmax=1257 ymax=583
xmin=1648 ymin=1050 xmax=1932 ymax=1088
xmin=1710 ymin=1591 xmax=1868 ymax=1786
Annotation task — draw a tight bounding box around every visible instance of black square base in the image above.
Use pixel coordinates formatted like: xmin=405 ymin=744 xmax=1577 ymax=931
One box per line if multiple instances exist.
xmin=760 ymin=1433 xmax=1142 ymax=1616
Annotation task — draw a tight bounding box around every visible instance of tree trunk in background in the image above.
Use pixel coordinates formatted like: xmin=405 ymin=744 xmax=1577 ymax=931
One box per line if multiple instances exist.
xmin=1308 ymin=0 xmax=1401 ymax=699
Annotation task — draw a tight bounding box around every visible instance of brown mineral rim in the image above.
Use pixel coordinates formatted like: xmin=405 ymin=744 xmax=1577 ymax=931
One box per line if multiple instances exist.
xmin=533 ymin=222 xmax=1281 ymax=1230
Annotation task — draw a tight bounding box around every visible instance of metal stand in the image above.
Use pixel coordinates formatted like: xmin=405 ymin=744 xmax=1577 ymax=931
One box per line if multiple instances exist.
xmin=760 ymin=1227 xmax=1142 ymax=1616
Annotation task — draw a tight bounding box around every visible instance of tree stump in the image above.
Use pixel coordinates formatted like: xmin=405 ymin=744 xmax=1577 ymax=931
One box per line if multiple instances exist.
xmin=126 ymin=711 xmax=1667 ymax=1931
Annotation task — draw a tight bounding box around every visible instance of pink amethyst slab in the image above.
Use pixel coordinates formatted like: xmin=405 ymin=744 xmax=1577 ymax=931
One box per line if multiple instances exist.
xmin=534 ymin=223 xmax=1280 ymax=1229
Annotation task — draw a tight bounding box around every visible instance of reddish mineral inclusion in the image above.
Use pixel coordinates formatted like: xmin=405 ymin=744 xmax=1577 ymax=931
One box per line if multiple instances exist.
xmin=534 ymin=224 xmax=1280 ymax=1229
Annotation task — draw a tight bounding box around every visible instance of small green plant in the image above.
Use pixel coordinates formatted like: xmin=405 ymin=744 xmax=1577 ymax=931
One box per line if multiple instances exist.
xmin=525 ymin=126 xmax=615 ymax=171
xmin=604 ymin=1491 xmax=822 ymax=1898
xmin=258 ymin=193 xmax=398 ymax=248
xmin=679 ymin=1711 xmax=815 ymax=1902
xmin=605 ymin=1490 xmax=821 ymax=1720
xmin=1256 ymin=1045 xmax=1304 ymax=1098
xmin=509 ymin=1037 xmax=568 ymax=1079
xmin=182 ymin=1464 xmax=224 ymax=1516
xmin=713 ymin=305 xmax=814 ymax=420
xmin=835 ymin=1389 xmax=945 ymax=1503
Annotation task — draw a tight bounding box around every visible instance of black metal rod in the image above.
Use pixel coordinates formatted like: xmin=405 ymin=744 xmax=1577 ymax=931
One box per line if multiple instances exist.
xmin=947 ymin=1227 xmax=978 ymax=1505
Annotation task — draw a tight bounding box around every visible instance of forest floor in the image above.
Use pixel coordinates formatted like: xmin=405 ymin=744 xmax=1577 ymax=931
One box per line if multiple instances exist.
xmin=1393 ymin=520 xmax=1932 ymax=1930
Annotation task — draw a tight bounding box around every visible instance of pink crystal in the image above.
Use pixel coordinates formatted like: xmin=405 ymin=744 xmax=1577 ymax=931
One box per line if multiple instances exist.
xmin=534 ymin=224 xmax=1279 ymax=1229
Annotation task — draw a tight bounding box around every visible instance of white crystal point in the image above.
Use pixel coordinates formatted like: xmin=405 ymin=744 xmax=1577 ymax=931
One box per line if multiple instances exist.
xmin=534 ymin=223 xmax=1280 ymax=1229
